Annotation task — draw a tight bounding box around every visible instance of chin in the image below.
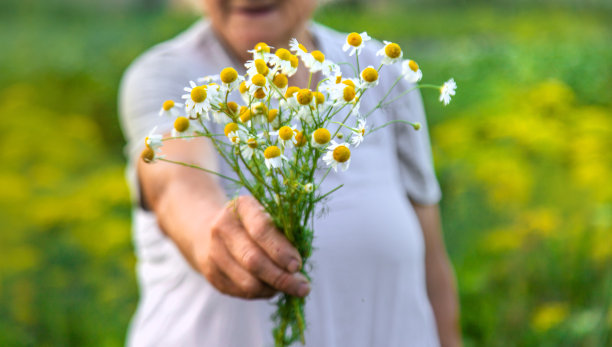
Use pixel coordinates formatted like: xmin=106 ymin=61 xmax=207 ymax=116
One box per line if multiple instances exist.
xmin=229 ymin=20 xmax=291 ymax=49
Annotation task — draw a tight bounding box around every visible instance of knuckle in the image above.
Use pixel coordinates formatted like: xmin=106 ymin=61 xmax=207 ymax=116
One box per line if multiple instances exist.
xmin=241 ymin=248 xmax=262 ymax=272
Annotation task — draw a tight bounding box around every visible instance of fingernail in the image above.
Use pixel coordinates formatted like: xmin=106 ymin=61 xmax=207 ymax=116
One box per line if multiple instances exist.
xmin=287 ymin=259 xmax=300 ymax=273
xmin=297 ymin=282 xmax=310 ymax=297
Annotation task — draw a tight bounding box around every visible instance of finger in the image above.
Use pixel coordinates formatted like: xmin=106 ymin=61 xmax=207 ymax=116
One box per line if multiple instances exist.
xmin=235 ymin=196 xmax=302 ymax=273
xmin=221 ymin=224 xmax=311 ymax=297
xmin=208 ymin=235 xmax=277 ymax=299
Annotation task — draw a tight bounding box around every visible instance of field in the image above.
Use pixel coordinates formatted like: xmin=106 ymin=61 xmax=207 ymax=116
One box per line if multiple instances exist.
xmin=1 ymin=1 xmax=611 ymax=345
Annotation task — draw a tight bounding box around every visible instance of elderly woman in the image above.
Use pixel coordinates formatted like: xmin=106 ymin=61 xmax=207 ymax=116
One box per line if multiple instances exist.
xmin=119 ymin=0 xmax=461 ymax=346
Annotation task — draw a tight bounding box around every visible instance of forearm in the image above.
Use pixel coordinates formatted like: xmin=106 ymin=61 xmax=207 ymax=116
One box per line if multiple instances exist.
xmin=138 ymin=137 xmax=226 ymax=266
xmin=412 ymin=202 xmax=462 ymax=347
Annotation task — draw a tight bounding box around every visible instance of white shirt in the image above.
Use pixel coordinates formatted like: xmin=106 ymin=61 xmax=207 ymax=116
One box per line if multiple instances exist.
xmin=119 ymin=20 xmax=442 ymax=347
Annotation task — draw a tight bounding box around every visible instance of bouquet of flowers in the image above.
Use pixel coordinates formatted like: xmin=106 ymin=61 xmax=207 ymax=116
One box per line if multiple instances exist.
xmin=141 ymin=31 xmax=456 ymax=346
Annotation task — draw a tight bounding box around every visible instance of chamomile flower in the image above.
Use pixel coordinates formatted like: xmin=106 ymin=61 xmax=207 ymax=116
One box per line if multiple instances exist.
xmin=267 ymin=108 xmax=281 ymax=129
xmin=239 ymin=133 xmax=265 ymax=160
xmin=182 ymin=81 xmax=213 ymax=120
xmin=313 ymin=91 xmax=327 ymax=113
xmin=219 ymin=67 xmax=244 ymax=91
xmin=141 ymin=146 xmax=158 ymax=163
xmin=246 ymin=73 xmax=269 ymax=93
xmin=342 ymin=32 xmax=371 ymax=56
xmin=249 ymin=102 xmax=269 ymax=125
xmin=402 ymin=59 xmax=423 ymax=83
xmin=238 ymin=81 xmax=251 ymax=104
xmin=158 ymin=100 xmax=182 ymax=117
xmin=322 ymin=141 xmax=352 ymax=172
xmin=271 ymin=73 xmax=289 ymax=97
xmin=248 ymin=42 xmax=274 ymax=61
xmin=171 ymin=116 xmax=197 ymax=138
xmin=245 ymin=59 xmax=270 ymax=78
xmin=302 ymin=50 xmax=334 ymax=74
xmin=289 ymin=38 xmax=309 ymax=60
xmin=144 ymin=127 xmax=163 ymax=153
xmin=360 ymin=66 xmax=379 ymax=88
xmin=293 ymin=129 xmax=308 ymax=147
xmin=349 ymin=118 xmax=367 ymax=147
xmin=271 ymin=124 xmax=296 ymax=148
xmin=440 ymin=78 xmax=457 ymax=106
xmin=223 ymin=122 xmax=244 ymax=145
xmin=376 ymin=41 xmax=403 ymax=65
xmin=280 ymin=86 xmax=301 ymax=110
xmin=263 ymin=145 xmax=284 ymax=169
xmin=303 ymin=183 xmax=313 ymax=193
xmin=272 ymin=48 xmax=298 ymax=76
xmin=311 ymin=127 xmax=331 ymax=148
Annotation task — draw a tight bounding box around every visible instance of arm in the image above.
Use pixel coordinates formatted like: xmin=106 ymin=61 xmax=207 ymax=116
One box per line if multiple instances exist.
xmin=138 ymin=137 xmax=310 ymax=299
xmin=412 ymin=202 xmax=462 ymax=347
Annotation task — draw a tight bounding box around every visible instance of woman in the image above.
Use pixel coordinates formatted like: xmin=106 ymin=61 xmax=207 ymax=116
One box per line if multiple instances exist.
xmin=119 ymin=0 xmax=461 ymax=346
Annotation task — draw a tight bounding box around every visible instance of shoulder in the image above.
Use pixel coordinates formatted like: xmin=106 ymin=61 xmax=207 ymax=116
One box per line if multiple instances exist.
xmin=121 ymin=20 xmax=211 ymax=88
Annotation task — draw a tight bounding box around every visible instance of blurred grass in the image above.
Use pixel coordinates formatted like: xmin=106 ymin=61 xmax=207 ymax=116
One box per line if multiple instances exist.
xmin=1 ymin=1 xmax=611 ymax=346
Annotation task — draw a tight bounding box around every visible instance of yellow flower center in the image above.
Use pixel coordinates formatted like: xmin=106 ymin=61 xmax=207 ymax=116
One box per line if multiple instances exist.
xmin=336 ymin=75 xmax=343 ymax=84
xmin=162 ymin=100 xmax=174 ymax=111
xmin=226 ymin=101 xmax=238 ymax=115
xmin=298 ymin=43 xmax=308 ymax=52
xmin=343 ymin=86 xmax=356 ymax=102
xmin=268 ymin=109 xmax=278 ymax=122
xmin=294 ymin=130 xmax=307 ymax=147
xmin=264 ymin=146 xmax=281 ymax=159
xmin=290 ymin=55 xmax=299 ymax=68
xmin=220 ymin=67 xmax=238 ymax=83
xmin=408 ymin=60 xmax=419 ymax=72
xmin=239 ymin=107 xmax=252 ymax=122
xmin=384 ymin=43 xmax=402 ymax=59
xmin=342 ymin=79 xmax=355 ymax=88
xmin=278 ymin=126 xmax=294 ymax=141
xmin=275 ymin=48 xmax=292 ymax=61
xmin=361 ymin=67 xmax=378 ymax=83
xmin=254 ymin=42 xmax=270 ymax=53
xmin=333 ymin=145 xmax=351 ymax=163
xmin=247 ymin=138 xmax=258 ymax=149
xmin=360 ymin=128 xmax=365 ymax=136
xmin=296 ymin=89 xmax=313 ymax=105
xmin=253 ymin=88 xmax=266 ymax=99
xmin=239 ymin=81 xmax=248 ymax=94
xmin=273 ymin=74 xmax=288 ymax=89
xmin=251 ymin=74 xmax=266 ymax=87
xmin=313 ymin=128 xmax=331 ymax=145
xmin=141 ymin=147 xmax=155 ymax=163
xmin=190 ymin=86 xmax=207 ymax=103
xmin=311 ymin=50 xmax=325 ymax=63
xmin=174 ymin=116 xmax=190 ymax=132
xmin=254 ymin=59 xmax=269 ymax=76
xmin=285 ymin=86 xmax=300 ymax=98
xmin=224 ymin=122 xmax=239 ymax=136
xmin=347 ymin=32 xmax=362 ymax=47
xmin=314 ymin=91 xmax=325 ymax=105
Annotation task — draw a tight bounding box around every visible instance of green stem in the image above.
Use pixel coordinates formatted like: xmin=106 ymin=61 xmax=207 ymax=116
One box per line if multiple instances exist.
xmin=367 ymin=119 xmax=420 ymax=134
xmin=157 ymin=158 xmax=241 ymax=184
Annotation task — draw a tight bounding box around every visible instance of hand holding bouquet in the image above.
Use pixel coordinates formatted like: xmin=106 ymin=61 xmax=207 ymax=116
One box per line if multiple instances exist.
xmin=142 ymin=31 xmax=456 ymax=346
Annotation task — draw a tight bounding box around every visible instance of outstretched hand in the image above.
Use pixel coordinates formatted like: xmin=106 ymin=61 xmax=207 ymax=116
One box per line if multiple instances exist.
xmin=194 ymin=195 xmax=310 ymax=299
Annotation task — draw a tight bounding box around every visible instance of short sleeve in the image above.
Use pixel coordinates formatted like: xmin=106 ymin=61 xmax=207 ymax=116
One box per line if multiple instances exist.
xmin=118 ymin=49 xmax=192 ymax=204
xmin=388 ymin=79 xmax=442 ymax=205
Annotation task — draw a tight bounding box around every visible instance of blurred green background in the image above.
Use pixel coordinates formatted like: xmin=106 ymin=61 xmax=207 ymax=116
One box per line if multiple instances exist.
xmin=1 ymin=0 xmax=611 ymax=345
